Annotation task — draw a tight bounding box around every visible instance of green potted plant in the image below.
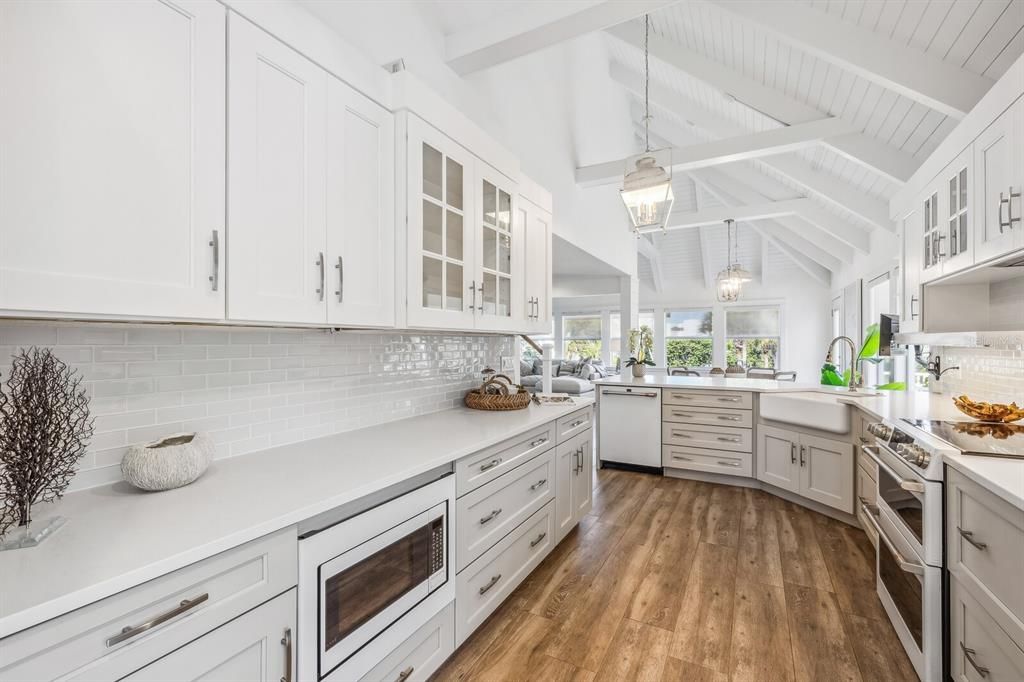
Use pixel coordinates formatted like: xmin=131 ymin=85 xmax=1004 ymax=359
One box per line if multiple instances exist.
xmin=625 ymin=325 xmax=656 ymax=378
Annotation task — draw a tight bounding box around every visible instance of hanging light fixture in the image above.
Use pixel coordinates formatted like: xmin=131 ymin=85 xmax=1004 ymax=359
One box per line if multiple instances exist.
xmin=621 ymin=14 xmax=674 ymax=234
xmin=716 ymin=219 xmax=752 ymax=302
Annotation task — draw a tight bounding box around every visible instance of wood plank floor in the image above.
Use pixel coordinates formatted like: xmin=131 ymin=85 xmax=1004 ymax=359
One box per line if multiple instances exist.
xmin=432 ymin=468 xmax=919 ymax=682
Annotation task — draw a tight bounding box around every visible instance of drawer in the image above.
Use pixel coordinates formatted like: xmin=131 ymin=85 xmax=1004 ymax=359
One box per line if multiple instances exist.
xmin=360 ymin=601 xmax=454 ymax=682
xmin=456 ymin=423 xmax=554 ymax=497
xmin=662 ymin=405 xmax=752 ymax=428
xmin=456 ymin=448 xmax=554 ymax=571
xmin=556 ymin=406 xmax=593 ymax=443
xmin=856 ymin=501 xmax=879 ymax=549
xmin=662 ymin=445 xmax=752 ymax=477
xmin=662 ymin=389 xmax=752 ymax=410
xmin=857 ymin=459 xmax=877 ymax=506
xmin=456 ymin=501 xmax=554 ymax=645
xmin=951 ymin=577 xmax=1024 ymax=681
xmin=0 ymin=528 xmax=297 ymax=682
xmin=948 ymin=469 xmax=1024 ymax=630
xmin=662 ymin=422 xmax=752 ymax=453
xmin=855 ymin=411 xmax=874 ymax=448
xmin=857 ymin=444 xmax=878 ymax=481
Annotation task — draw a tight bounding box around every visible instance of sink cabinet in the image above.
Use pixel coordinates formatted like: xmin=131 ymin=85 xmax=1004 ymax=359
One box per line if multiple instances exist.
xmin=756 ymin=424 xmax=855 ymax=514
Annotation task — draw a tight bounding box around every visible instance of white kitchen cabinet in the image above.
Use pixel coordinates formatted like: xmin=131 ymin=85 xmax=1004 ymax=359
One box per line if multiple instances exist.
xmin=326 ymin=76 xmax=395 ymax=327
xmin=756 ymin=425 xmax=854 ymax=514
xmin=474 ymin=162 xmax=523 ymax=332
xmin=123 ymin=589 xmax=296 ymax=682
xmin=942 ymin=149 xmax=974 ymax=277
xmin=405 ymin=114 xmax=477 ymax=330
xmin=227 ymin=13 xmax=327 ymax=324
xmin=921 ymin=184 xmax=944 ymax=284
xmin=974 ymin=98 xmax=1024 ymax=264
xmin=900 ymin=204 xmax=923 ymax=333
xmin=554 ymin=427 xmax=593 ymax=543
xmin=572 ymin=428 xmax=594 ymax=521
xmin=519 ymin=197 xmax=552 ymax=334
xmin=0 ymin=0 xmax=226 ymax=320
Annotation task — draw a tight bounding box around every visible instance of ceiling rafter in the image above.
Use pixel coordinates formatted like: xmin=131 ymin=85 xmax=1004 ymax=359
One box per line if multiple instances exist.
xmin=606 ymin=25 xmax=919 ymax=185
xmin=636 ymin=234 xmax=664 ymax=293
xmin=707 ymin=0 xmax=992 ymax=120
xmin=444 ymin=0 xmax=679 ymax=75
xmin=660 ymin=199 xmax=808 ymax=230
xmin=694 ymin=187 xmax=715 ymax=291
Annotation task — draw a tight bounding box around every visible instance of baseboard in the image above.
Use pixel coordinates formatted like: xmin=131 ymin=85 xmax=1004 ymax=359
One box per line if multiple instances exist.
xmin=600 ymin=460 xmax=663 ymax=476
xmin=663 ymin=467 xmax=760 ymax=489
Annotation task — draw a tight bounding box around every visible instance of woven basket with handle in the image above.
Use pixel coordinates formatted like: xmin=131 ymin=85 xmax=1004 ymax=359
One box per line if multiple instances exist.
xmin=464 ymin=373 xmax=531 ymax=411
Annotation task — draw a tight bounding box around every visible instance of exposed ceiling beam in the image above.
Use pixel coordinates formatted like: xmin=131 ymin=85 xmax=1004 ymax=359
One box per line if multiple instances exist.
xmin=708 ymin=0 xmax=992 ymax=120
xmin=445 ymin=0 xmax=679 ymax=75
xmin=760 ymin=233 xmax=769 ymax=286
xmin=751 ymin=224 xmax=831 ymax=288
xmin=694 ymin=187 xmax=715 ymax=291
xmin=606 ymin=30 xmax=918 ymax=184
xmin=656 ymin=198 xmax=809 ymax=231
xmin=615 ymin=78 xmax=895 ymax=233
xmin=637 ymin=234 xmax=664 ymax=293
xmin=577 ymin=115 xmax=852 ymax=186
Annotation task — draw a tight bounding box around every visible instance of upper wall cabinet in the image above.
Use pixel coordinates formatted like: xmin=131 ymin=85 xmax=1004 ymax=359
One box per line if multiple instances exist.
xmin=974 ymin=98 xmax=1024 ymax=264
xmin=900 ymin=205 xmax=923 ymax=334
xmin=519 ymin=197 xmax=552 ymax=335
xmin=404 ymin=114 xmax=524 ymax=332
xmin=227 ymin=14 xmax=394 ymax=327
xmin=0 ymin=0 xmax=226 ymax=320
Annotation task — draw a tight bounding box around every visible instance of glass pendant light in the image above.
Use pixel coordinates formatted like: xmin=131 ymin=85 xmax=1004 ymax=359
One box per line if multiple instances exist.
xmin=621 ymin=14 xmax=674 ymax=234
xmin=716 ymin=219 xmax=752 ymax=302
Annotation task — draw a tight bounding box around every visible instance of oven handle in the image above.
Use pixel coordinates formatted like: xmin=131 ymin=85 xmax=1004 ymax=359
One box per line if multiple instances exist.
xmin=858 ymin=499 xmax=925 ymax=576
xmin=862 ymin=445 xmax=926 ymax=497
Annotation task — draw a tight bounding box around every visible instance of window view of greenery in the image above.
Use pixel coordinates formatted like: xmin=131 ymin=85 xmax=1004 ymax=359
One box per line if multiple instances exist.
xmin=562 ymin=316 xmax=601 ymax=360
xmin=665 ymin=309 xmax=713 ymax=368
xmin=726 ymin=308 xmax=780 ymax=369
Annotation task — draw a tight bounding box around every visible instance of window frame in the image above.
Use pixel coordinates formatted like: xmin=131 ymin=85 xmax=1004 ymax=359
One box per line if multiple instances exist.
xmin=724 ymin=305 xmax=782 ymax=370
xmin=664 ymin=308 xmax=714 ymax=369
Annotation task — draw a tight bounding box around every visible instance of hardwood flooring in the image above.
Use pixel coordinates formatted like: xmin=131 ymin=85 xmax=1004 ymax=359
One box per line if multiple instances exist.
xmin=431 ymin=469 xmax=919 ymax=682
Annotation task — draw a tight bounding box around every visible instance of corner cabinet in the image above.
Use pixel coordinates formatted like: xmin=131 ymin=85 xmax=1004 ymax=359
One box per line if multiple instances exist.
xmin=0 ymin=0 xmax=226 ymax=320
xmin=227 ymin=14 xmax=394 ymax=327
xmin=756 ymin=425 xmax=854 ymax=514
xmin=403 ymin=114 xmax=525 ymax=332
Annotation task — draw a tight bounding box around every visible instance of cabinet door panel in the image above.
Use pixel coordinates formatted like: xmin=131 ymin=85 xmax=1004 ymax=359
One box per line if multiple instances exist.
xmin=123 ymin=589 xmax=295 ymax=682
xmin=0 ymin=0 xmax=225 ymax=319
xmin=554 ymin=439 xmax=576 ymax=542
xmin=799 ymin=434 xmax=854 ymax=514
xmin=522 ymin=202 xmax=552 ymax=334
xmin=974 ymin=100 xmax=1021 ymax=263
xmin=474 ymin=162 xmax=521 ymax=332
xmin=901 ymin=206 xmax=922 ymax=333
xmin=757 ymin=425 xmax=799 ymax=493
xmin=227 ymin=14 xmax=326 ymax=324
xmin=326 ymin=78 xmax=394 ymax=327
xmin=573 ymin=430 xmax=594 ymax=519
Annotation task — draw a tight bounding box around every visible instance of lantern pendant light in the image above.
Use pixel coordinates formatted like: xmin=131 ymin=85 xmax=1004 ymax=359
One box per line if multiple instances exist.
xmin=621 ymin=14 xmax=674 ymax=235
xmin=716 ymin=219 xmax=752 ymax=302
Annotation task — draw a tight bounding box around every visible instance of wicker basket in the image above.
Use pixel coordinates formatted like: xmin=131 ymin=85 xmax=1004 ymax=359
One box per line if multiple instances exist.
xmin=464 ymin=373 xmax=531 ymax=411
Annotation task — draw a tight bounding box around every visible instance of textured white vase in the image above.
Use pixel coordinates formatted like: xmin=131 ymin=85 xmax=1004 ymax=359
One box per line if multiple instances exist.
xmin=122 ymin=432 xmax=214 ymax=492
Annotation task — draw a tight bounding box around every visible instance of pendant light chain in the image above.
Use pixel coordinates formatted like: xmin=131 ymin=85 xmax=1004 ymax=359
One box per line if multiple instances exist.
xmin=644 ymin=14 xmax=651 ymax=152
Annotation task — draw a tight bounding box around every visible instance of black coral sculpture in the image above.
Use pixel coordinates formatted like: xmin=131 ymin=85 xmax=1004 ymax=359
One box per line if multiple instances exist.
xmin=0 ymin=347 xmax=94 ymax=538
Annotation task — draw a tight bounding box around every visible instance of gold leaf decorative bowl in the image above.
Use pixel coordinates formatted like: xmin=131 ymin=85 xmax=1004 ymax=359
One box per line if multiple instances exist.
xmin=953 ymin=395 xmax=1024 ymax=423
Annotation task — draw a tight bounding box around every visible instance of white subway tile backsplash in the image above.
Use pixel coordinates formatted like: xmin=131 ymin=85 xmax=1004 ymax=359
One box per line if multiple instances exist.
xmin=936 ymin=344 xmax=1024 ymax=404
xmin=0 ymin=321 xmax=512 ymax=491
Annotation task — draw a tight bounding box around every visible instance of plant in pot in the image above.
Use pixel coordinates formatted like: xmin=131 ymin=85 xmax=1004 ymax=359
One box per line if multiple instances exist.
xmin=625 ymin=326 xmax=656 ymax=378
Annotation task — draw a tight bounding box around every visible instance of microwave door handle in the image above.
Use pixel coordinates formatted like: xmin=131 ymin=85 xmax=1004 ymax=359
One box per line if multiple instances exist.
xmin=862 ymin=446 xmax=925 ymax=501
xmin=859 ymin=499 xmax=925 ymax=576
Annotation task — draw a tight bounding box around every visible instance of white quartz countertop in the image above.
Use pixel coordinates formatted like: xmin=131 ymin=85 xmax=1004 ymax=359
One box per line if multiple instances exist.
xmin=593 ymin=375 xmax=832 ymax=393
xmin=0 ymin=399 xmax=592 ymax=639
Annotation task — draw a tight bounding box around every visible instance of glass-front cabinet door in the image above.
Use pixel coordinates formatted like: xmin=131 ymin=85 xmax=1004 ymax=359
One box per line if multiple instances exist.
xmin=474 ymin=162 xmax=522 ymax=331
xmin=942 ymin=151 xmax=973 ymax=276
xmin=406 ymin=115 xmax=476 ymax=329
xmin=920 ymin=189 xmax=942 ymax=284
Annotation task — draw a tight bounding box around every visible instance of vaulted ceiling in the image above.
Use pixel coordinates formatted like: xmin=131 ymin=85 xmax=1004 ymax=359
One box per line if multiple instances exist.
xmin=435 ymin=0 xmax=1024 ymax=291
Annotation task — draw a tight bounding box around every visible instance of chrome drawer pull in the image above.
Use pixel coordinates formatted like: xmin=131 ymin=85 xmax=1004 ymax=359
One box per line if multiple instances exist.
xmin=530 ymin=478 xmax=547 ymax=491
xmin=717 ymin=396 xmax=741 ymax=402
xmin=281 ymin=627 xmax=292 ymax=682
xmin=957 ymin=527 xmax=988 ymax=551
xmin=334 ymin=256 xmax=344 ymax=302
xmin=530 ymin=532 xmax=547 ymax=548
xmin=530 ymin=437 xmax=548 ymax=447
xmin=961 ymin=643 xmax=990 ymax=677
xmin=396 ymin=666 xmax=414 ymax=682
xmin=479 ymin=457 xmax=502 ymax=472
xmin=315 ymin=252 xmax=325 ymax=301
xmin=716 ymin=415 xmax=742 ymax=422
xmin=672 ymin=412 xmax=694 ymax=418
xmin=790 ymin=443 xmax=796 ymax=464
xmin=671 ymin=431 xmax=692 ymax=438
xmin=672 ymin=454 xmax=693 ymax=461
xmin=716 ymin=460 xmax=741 ymax=467
xmin=479 ymin=508 xmax=502 ymax=525
xmin=479 ymin=574 xmax=502 ymax=595
xmin=106 ymin=593 xmax=209 ymax=647
xmin=569 ymin=419 xmax=585 ymax=427
xmin=717 ymin=436 xmax=741 ymax=443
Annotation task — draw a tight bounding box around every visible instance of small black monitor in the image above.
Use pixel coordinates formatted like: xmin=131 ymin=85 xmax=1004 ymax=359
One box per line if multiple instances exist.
xmin=878 ymin=314 xmax=899 ymax=357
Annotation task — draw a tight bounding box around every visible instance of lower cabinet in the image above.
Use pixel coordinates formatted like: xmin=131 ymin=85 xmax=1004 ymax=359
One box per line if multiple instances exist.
xmin=950 ymin=577 xmax=1024 ymax=682
xmin=756 ymin=425 xmax=854 ymax=514
xmin=555 ymin=429 xmax=594 ymax=542
xmin=360 ymin=601 xmax=454 ymax=682
xmin=123 ymin=589 xmax=295 ymax=682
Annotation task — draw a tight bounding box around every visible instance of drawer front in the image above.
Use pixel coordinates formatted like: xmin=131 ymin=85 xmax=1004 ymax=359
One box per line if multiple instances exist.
xmin=662 ymin=405 xmax=752 ymax=429
xmin=0 ymin=528 xmax=297 ymax=682
xmin=360 ymin=601 xmax=454 ymax=682
xmin=857 ymin=444 xmax=878 ymax=481
xmin=456 ymin=501 xmax=554 ymax=645
xmin=662 ymin=445 xmax=752 ymax=477
xmin=857 ymin=459 xmax=877 ymax=506
xmin=556 ymin=406 xmax=593 ymax=443
xmin=662 ymin=389 xmax=752 ymax=410
xmin=456 ymin=423 xmax=555 ymax=496
xmin=951 ymin=577 xmax=1024 ymax=681
xmin=661 ymin=422 xmax=752 ymax=453
xmin=948 ymin=469 xmax=1024 ymax=629
xmin=855 ymin=411 xmax=874 ymax=448
xmin=856 ymin=503 xmax=878 ymax=549
xmin=456 ymin=449 xmax=554 ymax=571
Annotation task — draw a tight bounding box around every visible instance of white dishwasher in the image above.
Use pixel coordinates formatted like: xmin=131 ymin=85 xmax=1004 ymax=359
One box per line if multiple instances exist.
xmin=598 ymin=385 xmax=662 ymax=470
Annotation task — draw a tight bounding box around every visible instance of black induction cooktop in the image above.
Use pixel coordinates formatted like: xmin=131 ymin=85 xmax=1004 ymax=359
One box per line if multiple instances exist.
xmin=902 ymin=418 xmax=1024 ymax=459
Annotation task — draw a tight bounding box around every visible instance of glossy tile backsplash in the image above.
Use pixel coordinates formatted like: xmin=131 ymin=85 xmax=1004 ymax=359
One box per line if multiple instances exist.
xmin=0 ymin=322 xmax=513 ymax=491
xmin=936 ymin=333 xmax=1024 ymax=404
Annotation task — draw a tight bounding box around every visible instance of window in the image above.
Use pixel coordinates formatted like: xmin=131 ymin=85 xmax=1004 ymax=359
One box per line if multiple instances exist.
xmin=726 ymin=307 xmax=780 ymax=369
xmin=610 ymin=311 xmax=655 ymax=367
xmin=865 ymin=272 xmax=906 ymax=387
xmin=665 ymin=309 xmax=713 ymax=368
xmin=562 ymin=315 xmax=601 ymax=360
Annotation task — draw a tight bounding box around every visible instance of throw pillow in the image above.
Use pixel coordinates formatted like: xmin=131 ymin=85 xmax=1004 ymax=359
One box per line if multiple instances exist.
xmin=520 ymin=359 xmax=533 ymax=376
xmin=531 ymin=358 xmax=544 ymax=376
xmin=558 ymin=360 xmax=579 ymax=376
